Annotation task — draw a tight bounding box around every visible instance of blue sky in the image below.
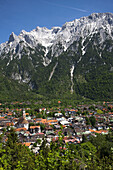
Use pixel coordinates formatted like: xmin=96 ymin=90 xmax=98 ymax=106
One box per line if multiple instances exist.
xmin=0 ymin=0 xmax=113 ymax=44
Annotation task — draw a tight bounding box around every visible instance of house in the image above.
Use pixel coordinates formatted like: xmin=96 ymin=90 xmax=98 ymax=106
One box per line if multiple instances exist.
xmin=30 ymin=126 xmax=41 ymax=134
xmin=48 ymin=120 xmax=58 ymax=125
xmin=75 ymin=128 xmax=85 ymax=136
xmin=54 ymin=124 xmax=61 ymax=130
xmin=6 ymin=122 xmax=14 ymax=127
xmin=16 ymin=127 xmax=27 ymax=135
xmin=23 ymin=142 xmax=32 ymax=149
xmin=63 ymin=137 xmax=78 ymax=144
xmin=45 ymin=126 xmax=55 ymax=136
xmin=56 ymin=117 xmax=66 ymax=122
xmin=36 ymin=132 xmax=45 ymax=139
xmin=54 ymin=112 xmax=63 ymax=118
xmin=60 ymin=120 xmax=70 ymax=126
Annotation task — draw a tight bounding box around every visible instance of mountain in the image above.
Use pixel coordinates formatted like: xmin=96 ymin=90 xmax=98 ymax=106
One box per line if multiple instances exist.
xmin=0 ymin=12 xmax=113 ymax=100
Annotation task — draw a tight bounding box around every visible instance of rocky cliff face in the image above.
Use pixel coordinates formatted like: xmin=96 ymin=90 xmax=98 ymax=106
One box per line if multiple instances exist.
xmin=0 ymin=13 xmax=113 ymax=100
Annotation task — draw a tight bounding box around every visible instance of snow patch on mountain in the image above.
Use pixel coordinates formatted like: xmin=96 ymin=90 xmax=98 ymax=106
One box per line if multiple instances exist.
xmin=48 ymin=62 xmax=58 ymax=81
xmin=77 ymin=57 xmax=82 ymax=64
xmin=70 ymin=65 xmax=75 ymax=94
xmin=43 ymin=57 xmax=51 ymax=67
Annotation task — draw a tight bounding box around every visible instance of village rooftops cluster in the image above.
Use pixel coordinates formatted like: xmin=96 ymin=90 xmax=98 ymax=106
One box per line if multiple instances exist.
xmin=0 ymin=101 xmax=113 ymax=153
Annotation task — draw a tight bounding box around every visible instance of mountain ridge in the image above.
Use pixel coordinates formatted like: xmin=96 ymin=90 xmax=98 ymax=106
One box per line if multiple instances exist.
xmin=0 ymin=12 xmax=113 ymax=100
xmin=1 ymin=12 xmax=113 ymax=58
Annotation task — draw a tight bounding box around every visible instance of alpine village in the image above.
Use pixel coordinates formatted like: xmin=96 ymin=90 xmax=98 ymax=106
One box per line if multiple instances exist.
xmin=0 ymin=13 xmax=113 ymax=169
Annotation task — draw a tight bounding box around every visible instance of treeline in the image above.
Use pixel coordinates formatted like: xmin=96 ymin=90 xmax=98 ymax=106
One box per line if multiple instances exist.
xmin=0 ymin=128 xmax=113 ymax=169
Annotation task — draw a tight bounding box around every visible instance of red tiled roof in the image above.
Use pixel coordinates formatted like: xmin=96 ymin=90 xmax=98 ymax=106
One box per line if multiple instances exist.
xmin=0 ymin=117 xmax=5 ymax=119
xmin=52 ymin=137 xmax=59 ymax=142
xmin=89 ymin=129 xmax=108 ymax=134
xmin=37 ymin=132 xmax=44 ymax=135
xmin=30 ymin=126 xmax=40 ymax=129
xmin=89 ymin=113 xmax=93 ymax=115
xmin=6 ymin=122 xmax=14 ymax=126
xmin=16 ymin=128 xmax=27 ymax=131
xmin=7 ymin=113 xmax=12 ymax=116
xmin=23 ymin=142 xmax=31 ymax=147
xmin=59 ymin=147 xmax=66 ymax=150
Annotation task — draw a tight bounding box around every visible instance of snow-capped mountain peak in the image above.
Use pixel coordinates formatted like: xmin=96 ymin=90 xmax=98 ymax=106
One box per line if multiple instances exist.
xmin=0 ymin=13 xmax=113 ymax=62
xmin=8 ymin=32 xmax=20 ymax=43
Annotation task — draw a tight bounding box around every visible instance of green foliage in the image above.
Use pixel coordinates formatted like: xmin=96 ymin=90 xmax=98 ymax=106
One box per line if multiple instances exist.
xmin=0 ymin=128 xmax=113 ymax=169
xmin=85 ymin=117 xmax=90 ymax=125
xmin=0 ymin=71 xmax=42 ymax=102
xmin=97 ymin=109 xmax=103 ymax=114
xmin=36 ymin=123 xmax=46 ymax=131
xmin=89 ymin=116 xmax=96 ymax=127
xmin=0 ymin=128 xmax=36 ymax=170
xmin=36 ymin=139 xmax=41 ymax=145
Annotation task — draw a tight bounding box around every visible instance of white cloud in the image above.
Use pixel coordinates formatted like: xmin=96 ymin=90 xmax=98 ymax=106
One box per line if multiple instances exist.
xmin=42 ymin=0 xmax=88 ymax=13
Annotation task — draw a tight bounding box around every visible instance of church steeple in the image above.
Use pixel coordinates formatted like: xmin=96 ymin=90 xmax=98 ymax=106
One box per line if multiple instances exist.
xmin=16 ymin=108 xmax=29 ymax=130
xmin=23 ymin=108 xmax=26 ymax=118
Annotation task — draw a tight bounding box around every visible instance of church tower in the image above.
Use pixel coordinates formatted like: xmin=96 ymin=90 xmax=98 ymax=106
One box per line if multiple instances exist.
xmin=23 ymin=108 xmax=26 ymax=118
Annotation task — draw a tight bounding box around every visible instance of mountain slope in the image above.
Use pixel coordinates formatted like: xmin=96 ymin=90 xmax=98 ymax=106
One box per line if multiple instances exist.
xmin=0 ymin=72 xmax=42 ymax=102
xmin=0 ymin=13 xmax=113 ymax=100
